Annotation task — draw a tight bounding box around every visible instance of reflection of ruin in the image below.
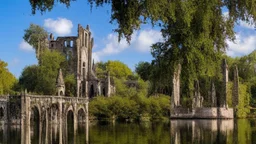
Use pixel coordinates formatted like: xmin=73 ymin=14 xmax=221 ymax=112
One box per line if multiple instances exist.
xmin=170 ymin=120 xmax=234 ymax=144
xmin=171 ymin=59 xmax=236 ymax=118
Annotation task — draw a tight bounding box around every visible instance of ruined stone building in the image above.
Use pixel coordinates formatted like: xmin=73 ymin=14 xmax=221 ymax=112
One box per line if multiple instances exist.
xmin=49 ymin=24 xmax=115 ymax=98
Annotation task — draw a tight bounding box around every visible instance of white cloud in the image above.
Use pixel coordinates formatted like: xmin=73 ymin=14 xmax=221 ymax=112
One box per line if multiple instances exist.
xmin=44 ymin=18 xmax=73 ymax=36
xmin=133 ymin=30 xmax=162 ymax=52
xmin=239 ymin=20 xmax=255 ymax=29
xmin=227 ymin=33 xmax=256 ymax=57
xmin=19 ymin=40 xmax=34 ymax=52
xmin=10 ymin=58 xmax=20 ymax=66
xmin=92 ymin=29 xmax=162 ymax=62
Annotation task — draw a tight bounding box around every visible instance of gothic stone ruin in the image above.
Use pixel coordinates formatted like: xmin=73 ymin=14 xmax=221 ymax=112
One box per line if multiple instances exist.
xmin=49 ymin=24 xmax=115 ymax=98
xmin=0 ymin=24 xmax=116 ymax=143
xmin=170 ymin=59 xmax=237 ymax=119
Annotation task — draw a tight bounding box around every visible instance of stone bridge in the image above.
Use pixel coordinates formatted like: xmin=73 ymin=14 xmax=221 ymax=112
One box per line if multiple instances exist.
xmin=5 ymin=93 xmax=89 ymax=144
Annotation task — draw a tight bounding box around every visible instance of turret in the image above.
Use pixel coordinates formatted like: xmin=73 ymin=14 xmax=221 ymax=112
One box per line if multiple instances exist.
xmin=56 ymin=69 xmax=65 ymax=96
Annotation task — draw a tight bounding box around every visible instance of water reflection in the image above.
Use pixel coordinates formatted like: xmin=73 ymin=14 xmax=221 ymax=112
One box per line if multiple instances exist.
xmin=0 ymin=119 xmax=256 ymax=143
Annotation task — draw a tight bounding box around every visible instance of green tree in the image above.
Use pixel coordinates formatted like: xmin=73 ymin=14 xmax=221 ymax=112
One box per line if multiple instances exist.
xmin=19 ymin=50 xmax=66 ymax=95
xmin=96 ymin=60 xmax=132 ymax=79
xmin=23 ymin=24 xmax=48 ymax=60
xmin=19 ymin=65 xmax=39 ymax=93
xmin=0 ymin=60 xmax=16 ymax=95
xmin=135 ymin=61 xmax=151 ymax=81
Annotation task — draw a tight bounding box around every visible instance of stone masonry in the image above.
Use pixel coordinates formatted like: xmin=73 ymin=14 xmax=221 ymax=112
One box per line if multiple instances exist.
xmin=171 ymin=64 xmax=181 ymax=108
xmin=49 ymin=24 xmax=115 ymax=98
xmin=222 ymin=59 xmax=229 ymax=107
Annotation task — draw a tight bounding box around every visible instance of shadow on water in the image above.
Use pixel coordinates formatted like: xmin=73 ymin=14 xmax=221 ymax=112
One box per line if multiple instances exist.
xmin=1 ymin=119 xmax=256 ymax=143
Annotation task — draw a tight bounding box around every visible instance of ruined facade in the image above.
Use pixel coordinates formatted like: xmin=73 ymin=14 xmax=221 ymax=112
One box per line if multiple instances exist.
xmin=192 ymin=80 xmax=204 ymax=108
xmin=49 ymin=24 xmax=115 ymax=98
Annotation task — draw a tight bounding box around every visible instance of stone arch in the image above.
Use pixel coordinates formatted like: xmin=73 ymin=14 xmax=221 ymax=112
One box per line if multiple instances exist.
xmin=30 ymin=104 xmax=41 ymax=143
xmin=103 ymin=87 xmax=106 ymax=96
xmin=60 ymin=91 xmax=64 ymax=96
xmin=50 ymin=103 xmax=59 ymax=124
xmin=77 ymin=107 xmax=86 ymax=123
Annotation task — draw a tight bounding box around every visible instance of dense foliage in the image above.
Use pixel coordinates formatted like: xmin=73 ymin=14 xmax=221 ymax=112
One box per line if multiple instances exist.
xmin=19 ymin=49 xmax=68 ymax=95
xmin=0 ymin=60 xmax=16 ymax=95
xmin=96 ymin=60 xmax=133 ymax=79
xmin=23 ymin=24 xmax=48 ymax=60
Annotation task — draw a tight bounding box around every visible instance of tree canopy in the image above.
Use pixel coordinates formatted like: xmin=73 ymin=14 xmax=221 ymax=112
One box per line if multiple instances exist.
xmin=23 ymin=24 xmax=48 ymax=60
xmin=19 ymin=49 xmax=66 ymax=95
xmin=96 ymin=60 xmax=132 ymax=79
xmin=0 ymin=60 xmax=16 ymax=95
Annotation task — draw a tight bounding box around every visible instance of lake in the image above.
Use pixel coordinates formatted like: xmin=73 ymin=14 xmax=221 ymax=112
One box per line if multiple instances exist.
xmin=1 ymin=119 xmax=256 ymax=144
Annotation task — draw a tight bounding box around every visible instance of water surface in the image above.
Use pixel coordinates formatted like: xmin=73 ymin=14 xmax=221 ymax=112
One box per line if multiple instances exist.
xmin=1 ymin=119 xmax=256 ymax=144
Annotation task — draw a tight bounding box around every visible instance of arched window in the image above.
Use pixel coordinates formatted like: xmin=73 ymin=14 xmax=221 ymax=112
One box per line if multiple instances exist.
xmin=70 ymin=41 xmax=74 ymax=47
xmin=85 ymin=33 xmax=88 ymax=47
xmin=64 ymin=41 xmax=67 ymax=47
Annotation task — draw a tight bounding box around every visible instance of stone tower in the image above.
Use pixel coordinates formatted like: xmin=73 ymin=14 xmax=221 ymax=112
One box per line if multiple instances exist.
xmin=56 ymin=69 xmax=65 ymax=96
xmin=222 ymin=59 xmax=229 ymax=107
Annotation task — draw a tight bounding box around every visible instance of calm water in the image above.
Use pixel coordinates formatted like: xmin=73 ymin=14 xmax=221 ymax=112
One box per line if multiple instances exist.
xmin=1 ymin=119 xmax=256 ymax=144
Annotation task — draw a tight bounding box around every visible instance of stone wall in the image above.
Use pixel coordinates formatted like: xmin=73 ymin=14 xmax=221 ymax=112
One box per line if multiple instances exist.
xmin=171 ymin=107 xmax=234 ymax=119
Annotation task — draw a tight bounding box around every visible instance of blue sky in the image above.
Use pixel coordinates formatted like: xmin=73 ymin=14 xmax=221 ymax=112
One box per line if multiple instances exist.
xmin=0 ymin=1 xmax=256 ymax=78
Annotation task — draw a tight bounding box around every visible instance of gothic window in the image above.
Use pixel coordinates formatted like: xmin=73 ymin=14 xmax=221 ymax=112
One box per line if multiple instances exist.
xmin=51 ymin=44 xmax=54 ymax=48
xmin=85 ymin=33 xmax=88 ymax=47
xmin=64 ymin=41 xmax=67 ymax=47
xmin=70 ymin=41 xmax=74 ymax=47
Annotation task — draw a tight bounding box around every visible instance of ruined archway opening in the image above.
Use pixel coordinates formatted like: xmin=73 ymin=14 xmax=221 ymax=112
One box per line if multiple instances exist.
xmin=67 ymin=110 xmax=74 ymax=143
xmin=30 ymin=106 xmax=40 ymax=144
xmin=103 ymin=88 xmax=106 ymax=97
xmin=0 ymin=107 xmax=4 ymax=120
xmin=77 ymin=109 xmax=86 ymax=124
xmin=89 ymin=85 xmax=94 ymax=99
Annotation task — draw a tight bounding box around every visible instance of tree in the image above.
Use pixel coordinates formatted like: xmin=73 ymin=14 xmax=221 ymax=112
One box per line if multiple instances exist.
xmin=19 ymin=50 xmax=66 ymax=95
xmin=19 ymin=65 xmax=39 ymax=93
xmin=96 ymin=60 xmax=132 ymax=79
xmin=0 ymin=60 xmax=16 ymax=95
xmin=135 ymin=61 xmax=151 ymax=81
xmin=23 ymin=24 xmax=48 ymax=60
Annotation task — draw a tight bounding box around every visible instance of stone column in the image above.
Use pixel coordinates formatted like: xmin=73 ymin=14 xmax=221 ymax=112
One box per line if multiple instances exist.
xmin=85 ymin=101 xmax=89 ymax=144
xmin=171 ymin=64 xmax=181 ymax=109
xmin=233 ymin=65 xmax=239 ymax=108
xmin=58 ymin=102 xmax=63 ymax=144
xmin=222 ymin=59 xmax=229 ymax=107
xmin=21 ymin=93 xmax=31 ymax=144
xmin=107 ymin=71 xmax=111 ymax=97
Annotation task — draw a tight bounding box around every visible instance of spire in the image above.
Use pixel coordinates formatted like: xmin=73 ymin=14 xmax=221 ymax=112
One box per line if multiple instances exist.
xmin=56 ymin=69 xmax=65 ymax=86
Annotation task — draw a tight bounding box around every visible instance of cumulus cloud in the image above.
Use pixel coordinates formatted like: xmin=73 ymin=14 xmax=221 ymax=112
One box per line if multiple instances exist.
xmin=44 ymin=18 xmax=73 ymax=36
xmin=19 ymin=40 xmax=34 ymax=52
xmin=226 ymin=33 xmax=256 ymax=57
xmin=92 ymin=29 xmax=162 ymax=62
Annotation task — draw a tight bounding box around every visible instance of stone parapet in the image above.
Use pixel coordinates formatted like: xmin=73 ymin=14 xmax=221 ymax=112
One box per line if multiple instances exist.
xmin=171 ymin=107 xmax=234 ymax=119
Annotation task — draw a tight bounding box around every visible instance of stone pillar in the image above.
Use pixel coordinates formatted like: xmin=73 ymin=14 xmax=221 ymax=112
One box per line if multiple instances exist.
xmin=21 ymin=92 xmax=31 ymax=144
xmin=58 ymin=102 xmax=63 ymax=144
xmin=192 ymin=80 xmax=204 ymax=108
xmin=233 ymin=65 xmax=239 ymax=108
xmin=211 ymin=82 xmax=216 ymax=107
xmin=171 ymin=64 xmax=181 ymax=108
xmin=85 ymin=101 xmax=89 ymax=144
xmin=107 ymin=71 xmax=111 ymax=97
xmin=222 ymin=59 xmax=228 ymax=107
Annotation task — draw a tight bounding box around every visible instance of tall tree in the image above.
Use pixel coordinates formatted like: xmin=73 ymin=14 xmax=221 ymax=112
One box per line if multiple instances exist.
xmin=23 ymin=24 xmax=48 ymax=60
